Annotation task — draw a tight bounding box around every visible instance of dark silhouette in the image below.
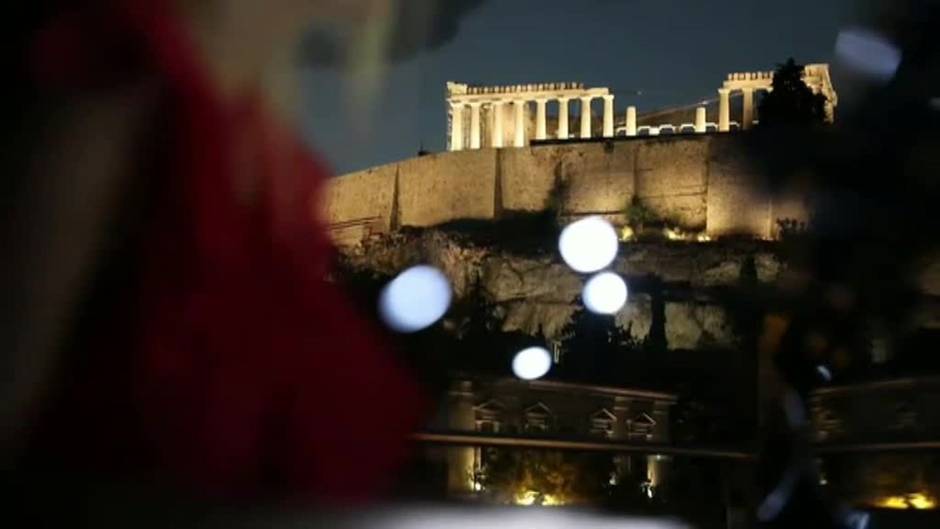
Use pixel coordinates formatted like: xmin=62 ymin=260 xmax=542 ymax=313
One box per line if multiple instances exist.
xmin=757 ymin=58 xmax=828 ymax=128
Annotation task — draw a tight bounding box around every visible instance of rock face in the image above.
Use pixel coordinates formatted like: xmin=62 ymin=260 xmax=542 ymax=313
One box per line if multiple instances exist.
xmin=664 ymin=303 xmax=736 ymax=350
xmin=340 ymin=230 xmax=783 ymax=350
xmin=615 ymin=295 xmax=653 ymax=343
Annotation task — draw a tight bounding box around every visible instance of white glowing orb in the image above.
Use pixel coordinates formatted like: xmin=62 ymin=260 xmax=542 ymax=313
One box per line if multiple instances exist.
xmin=512 ymin=347 xmax=552 ymax=380
xmin=558 ymin=216 xmax=619 ymax=273
xmin=582 ymin=272 xmax=628 ymax=315
xmin=835 ymin=28 xmax=901 ymax=81
xmin=379 ymin=265 xmax=452 ymax=333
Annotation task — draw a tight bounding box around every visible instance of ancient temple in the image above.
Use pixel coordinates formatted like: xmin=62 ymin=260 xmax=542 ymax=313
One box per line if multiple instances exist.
xmin=445 ymin=63 xmax=838 ymax=151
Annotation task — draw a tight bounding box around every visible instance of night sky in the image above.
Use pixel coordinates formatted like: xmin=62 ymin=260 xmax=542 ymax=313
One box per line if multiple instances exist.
xmin=301 ymin=0 xmax=861 ymax=175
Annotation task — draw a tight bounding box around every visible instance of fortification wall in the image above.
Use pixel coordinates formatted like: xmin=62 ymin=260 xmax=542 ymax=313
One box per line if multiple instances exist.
xmin=322 ymin=163 xmax=397 ymax=246
xmin=705 ymin=136 xmax=772 ymax=238
xmin=561 ymin=142 xmax=636 ymax=218
xmin=398 ymin=149 xmax=498 ymax=227
xmin=498 ymin=145 xmax=567 ymax=211
xmin=636 ymin=138 xmax=708 ymax=229
xmin=323 ymin=135 xmax=800 ymax=245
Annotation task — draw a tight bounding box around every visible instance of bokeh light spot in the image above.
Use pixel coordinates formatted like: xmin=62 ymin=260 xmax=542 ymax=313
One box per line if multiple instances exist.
xmin=558 ymin=216 xmax=619 ymax=273
xmin=835 ymin=28 xmax=901 ymax=82
xmin=379 ymin=265 xmax=451 ymax=333
xmin=512 ymin=347 xmax=552 ymax=380
xmin=583 ymin=272 xmax=628 ymax=315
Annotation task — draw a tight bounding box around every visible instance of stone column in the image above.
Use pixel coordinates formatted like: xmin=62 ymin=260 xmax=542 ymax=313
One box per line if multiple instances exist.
xmin=580 ymin=95 xmax=593 ymax=139
xmin=557 ymin=97 xmax=570 ymax=139
xmin=602 ymin=95 xmax=615 ymax=138
xmin=612 ymin=396 xmax=630 ymax=440
xmin=513 ymin=99 xmax=526 ymax=147
xmin=491 ymin=101 xmax=504 ymax=148
xmin=535 ymin=98 xmax=547 ymax=140
xmin=718 ymin=88 xmax=731 ymax=132
xmin=647 ymin=455 xmax=671 ymax=492
xmin=450 ymin=102 xmax=464 ymax=151
xmin=694 ymin=106 xmax=707 ymax=133
xmin=742 ymin=87 xmax=755 ymax=130
xmin=469 ymin=102 xmax=481 ymax=149
xmin=648 ymin=400 xmax=673 ymax=497
xmin=447 ymin=380 xmax=476 ymax=495
xmin=626 ymin=106 xmax=637 ymax=137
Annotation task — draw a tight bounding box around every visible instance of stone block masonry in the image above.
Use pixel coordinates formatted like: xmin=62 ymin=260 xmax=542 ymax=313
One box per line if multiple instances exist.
xmin=323 ymin=134 xmax=809 ymax=246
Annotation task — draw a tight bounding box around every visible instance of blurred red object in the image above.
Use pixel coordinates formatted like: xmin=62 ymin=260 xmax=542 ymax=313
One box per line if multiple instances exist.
xmin=28 ymin=0 xmax=424 ymax=501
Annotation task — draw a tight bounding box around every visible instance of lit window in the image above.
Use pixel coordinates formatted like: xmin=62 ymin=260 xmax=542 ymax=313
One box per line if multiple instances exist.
xmin=524 ymin=402 xmax=553 ymax=433
xmin=627 ymin=413 xmax=656 ymax=441
xmin=474 ymin=399 xmax=505 ymax=433
xmin=590 ymin=409 xmax=617 ymax=438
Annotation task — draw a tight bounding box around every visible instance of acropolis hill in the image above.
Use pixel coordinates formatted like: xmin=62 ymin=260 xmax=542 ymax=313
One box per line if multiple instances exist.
xmin=322 ymin=64 xmax=837 ymax=248
xmin=318 ymin=63 xmax=940 ymax=513
xmin=317 ymin=64 xmax=847 ymax=356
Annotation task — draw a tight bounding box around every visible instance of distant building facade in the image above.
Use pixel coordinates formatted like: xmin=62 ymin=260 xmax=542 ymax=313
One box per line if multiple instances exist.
xmin=811 ymin=377 xmax=940 ymax=510
xmin=810 ymin=377 xmax=940 ymax=443
xmin=429 ymin=376 xmax=677 ymax=497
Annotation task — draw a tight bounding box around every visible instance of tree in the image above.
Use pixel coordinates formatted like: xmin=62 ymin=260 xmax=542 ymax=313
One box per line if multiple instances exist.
xmin=556 ymin=309 xmax=636 ymax=384
xmin=758 ymin=58 xmax=828 ymax=128
xmin=478 ymin=448 xmax=614 ymax=506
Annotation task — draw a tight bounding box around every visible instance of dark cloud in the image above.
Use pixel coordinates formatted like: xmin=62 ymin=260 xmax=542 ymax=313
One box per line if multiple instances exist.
xmin=301 ymin=0 xmax=485 ymax=67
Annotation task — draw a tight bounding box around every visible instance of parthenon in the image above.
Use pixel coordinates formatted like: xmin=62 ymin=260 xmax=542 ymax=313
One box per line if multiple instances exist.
xmin=446 ymin=64 xmax=837 ymax=151
xmin=446 ymin=81 xmax=614 ymax=151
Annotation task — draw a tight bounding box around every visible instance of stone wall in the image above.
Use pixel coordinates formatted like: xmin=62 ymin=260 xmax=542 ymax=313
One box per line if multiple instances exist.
xmin=705 ymin=136 xmax=773 ymax=238
xmin=398 ymin=149 xmax=498 ymax=227
xmin=323 ymin=135 xmax=804 ymax=245
xmin=562 ymin=142 xmax=636 ymax=217
xmin=636 ymin=138 xmax=708 ymax=229
xmin=321 ymin=163 xmax=397 ymax=246
xmin=498 ymin=146 xmax=561 ymax=211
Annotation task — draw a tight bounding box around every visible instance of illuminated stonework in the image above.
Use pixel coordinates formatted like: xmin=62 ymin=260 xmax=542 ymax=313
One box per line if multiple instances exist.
xmin=446 ymin=82 xmax=612 ymax=150
xmin=446 ymin=64 xmax=838 ymax=150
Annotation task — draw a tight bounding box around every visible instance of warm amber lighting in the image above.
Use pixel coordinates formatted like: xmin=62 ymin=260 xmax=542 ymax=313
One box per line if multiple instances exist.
xmin=513 ymin=489 xmax=566 ymax=507
xmin=661 ymin=227 xmax=710 ymax=242
xmin=514 ymin=490 xmax=538 ymax=506
xmin=619 ymin=226 xmax=635 ymax=241
xmin=875 ymin=493 xmax=936 ymax=510
xmin=541 ymin=494 xmax=565 ymax=506
xmin=663 ymin=227 xmax=683 ymax=241
xmin=909 ymin=494 xmax=936 ymax=510
xmin=878 ymin=496 xmax=908 ymax=509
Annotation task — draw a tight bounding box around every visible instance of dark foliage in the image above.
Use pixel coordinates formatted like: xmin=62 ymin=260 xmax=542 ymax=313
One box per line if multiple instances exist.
xmin=554 ymin=309 xmax=636 ymax=385
xmin=757 ymin=58 xmax=828 ymax=128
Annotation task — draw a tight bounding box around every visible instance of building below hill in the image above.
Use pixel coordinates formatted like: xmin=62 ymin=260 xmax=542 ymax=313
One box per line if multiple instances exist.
xmin=423 ymin=376 xmax=677 ymax=500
